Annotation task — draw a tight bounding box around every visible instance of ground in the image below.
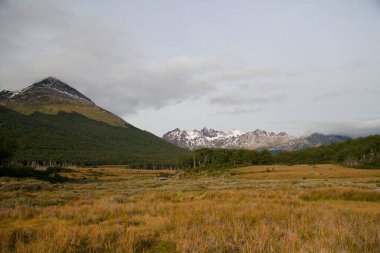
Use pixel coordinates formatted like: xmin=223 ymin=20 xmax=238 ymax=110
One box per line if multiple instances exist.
xmin=0 ymin=164 xmax=379 ymax=252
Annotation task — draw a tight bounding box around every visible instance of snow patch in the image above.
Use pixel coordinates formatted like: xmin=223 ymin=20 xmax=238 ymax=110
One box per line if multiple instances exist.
xmin=226 ymin=129 xmax=244 ymax=137
xmin=187 ymin=130 xmax=201 ymax=140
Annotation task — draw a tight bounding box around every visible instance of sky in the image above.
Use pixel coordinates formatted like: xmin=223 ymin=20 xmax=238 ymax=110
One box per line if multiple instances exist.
xmin=0 ymin=0 xmax=380 ymax=137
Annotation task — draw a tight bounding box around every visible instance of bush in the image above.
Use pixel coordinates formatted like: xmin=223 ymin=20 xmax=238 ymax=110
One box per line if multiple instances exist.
xmin=46 ymin=167 xmax=72 ymax=173
xmin=0 ymin=166 xmax=69 ymax=183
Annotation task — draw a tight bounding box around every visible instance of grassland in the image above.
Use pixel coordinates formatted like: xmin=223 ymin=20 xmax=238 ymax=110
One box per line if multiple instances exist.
xmin=2 ymin=101 xmax=127 ymax=127
xmin=0 ymin=164 xmax=379 ymax=252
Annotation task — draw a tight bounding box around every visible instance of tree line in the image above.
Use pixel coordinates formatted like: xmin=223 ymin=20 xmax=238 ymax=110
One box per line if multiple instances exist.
xmin=1 ymin=105 xmax=379 ymax=171
xmin=177 ymin=135 xmax=380 ymax=169
xmin=1 ymin=135 xmax=379 ymax=170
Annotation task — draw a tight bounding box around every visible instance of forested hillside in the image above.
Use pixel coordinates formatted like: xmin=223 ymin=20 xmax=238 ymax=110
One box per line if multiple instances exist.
xmin=0 ymin=106 xmax=189 ymax=167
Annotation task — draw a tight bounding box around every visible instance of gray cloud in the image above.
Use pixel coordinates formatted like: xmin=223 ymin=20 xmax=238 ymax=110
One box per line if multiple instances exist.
xmin=0 ymin=0 xmax=217 ymax=114
xmin=216 ymin=107 xmax=265 ymax=115
xmin=206 ymin=67 xmax=281 ymax=83
xmin=210 ymin=95 xmax=275 ymax=106
xmin=208 ymin=81 xmax=285 ymax=116
xmin=213 ymin=83 xmax=284 ymax=117
xmin=303 ymin=118 xmax=380 ymax=138
xmin=0 ymin=0 xmax=286 ymax=116
xmin=313 ymin=90 xmax=349 ymax=101
xmin=1 ymin=0 xmax=379 ymax=138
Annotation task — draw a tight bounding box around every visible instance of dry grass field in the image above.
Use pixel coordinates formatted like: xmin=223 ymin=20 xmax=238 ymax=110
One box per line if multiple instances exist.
xmin=0 ymin=164 xmax=379 ymax=253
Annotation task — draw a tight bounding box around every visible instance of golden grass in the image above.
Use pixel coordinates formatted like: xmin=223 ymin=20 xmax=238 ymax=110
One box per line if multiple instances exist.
xmin=231 ymin=164 xmax=380 ymax=180
xmin=61 ymin=166 xmax=176 ymax=181
xmin=1 ymin=164 xmax=380 ymax=252
xmin=2 ymin=102 xmax=126 ymax=127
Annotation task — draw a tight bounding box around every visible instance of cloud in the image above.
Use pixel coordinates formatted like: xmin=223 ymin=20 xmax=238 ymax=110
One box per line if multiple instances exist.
xmin=303 ymin=118 xmax=380 ymax=137
xmin=313 ymin=90 xmax=349 ymax=101
xmin=1 ymin=0 xmax=379 ymax=138
xmin=206 ymin=66 xmax=281 ymax=83
xmin=210 ymin=92 xmax=284 ymax=116
xmin=216 ymin=107 xmax=265 ymax=115
xmin=208 ymin=80 xmax=285 ymax=117
xmin=210 ymin=94 xmax=283 ymax=106
xmin=0 ymin=0 xmax=287 ymax=116
xmin=0 ymin=0 xmax=218 ymax=114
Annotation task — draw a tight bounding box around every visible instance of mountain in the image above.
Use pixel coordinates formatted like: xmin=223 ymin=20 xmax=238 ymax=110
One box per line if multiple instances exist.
xmin=0 ymin=77 xmax=126 ymax=127
xmin=0 ymin=76 xmax=94 ymax=104
xmin=0 ymin=77 xmax=189 ymax=167
xmin=163 ymin=127 xmax=350 ymax=151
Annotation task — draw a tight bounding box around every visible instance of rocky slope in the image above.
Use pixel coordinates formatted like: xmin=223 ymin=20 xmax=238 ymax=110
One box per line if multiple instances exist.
xmin=0 ymin=77 xmax=94 ymax=105
xmin=163 ymin=127 xmax=350 ymax=151
xmin=0 ymin=77 xmax=125 ymax=127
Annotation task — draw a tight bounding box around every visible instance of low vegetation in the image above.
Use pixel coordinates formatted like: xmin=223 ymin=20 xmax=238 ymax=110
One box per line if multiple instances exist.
xmin=299 ymin=188 xmax=380 ymax=202
xmin=0 ymin=166 xmax=69 ymax=183
xmin=1 ymin=164 xmax=379 ymax=252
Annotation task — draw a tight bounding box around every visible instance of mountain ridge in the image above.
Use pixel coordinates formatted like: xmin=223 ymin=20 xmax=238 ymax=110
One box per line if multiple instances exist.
xmin=1 ymin=77 xmax=94 ymax=104
xmin=163 ymin=127 xmax=350 ymax=151
xmin=0 ymin=77 xmax=126 ymax=127
xmin=0 ymin=77 xmax=190 ymax=166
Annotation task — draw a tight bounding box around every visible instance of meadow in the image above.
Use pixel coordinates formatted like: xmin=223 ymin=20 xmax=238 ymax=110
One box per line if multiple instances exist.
xmin=0 ymin=164 xmax=379 ymax=252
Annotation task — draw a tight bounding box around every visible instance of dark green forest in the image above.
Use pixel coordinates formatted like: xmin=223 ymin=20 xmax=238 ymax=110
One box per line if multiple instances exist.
xmin=0 ymin=106 xmax=190 ymax=168
xmin=274 ymin=135 xmax=380 ymax=168
xmin=187 ymin=135 xmax=380 ymax=169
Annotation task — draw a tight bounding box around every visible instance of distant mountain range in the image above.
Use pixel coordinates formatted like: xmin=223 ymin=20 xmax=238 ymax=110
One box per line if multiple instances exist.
xmin=163 ymin=127 xmax=350 ymax=151
xmin=0 ymin=77 xmax=188 ymax=166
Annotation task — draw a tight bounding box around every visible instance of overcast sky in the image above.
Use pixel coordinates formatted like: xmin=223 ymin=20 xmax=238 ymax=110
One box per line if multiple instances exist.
xmin=1 ymin=0 xmax=380 ymax=137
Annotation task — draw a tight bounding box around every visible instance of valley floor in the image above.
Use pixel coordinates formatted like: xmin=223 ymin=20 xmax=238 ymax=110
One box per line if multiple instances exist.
xmin=0 ymin=164 xmax=380 ymax=252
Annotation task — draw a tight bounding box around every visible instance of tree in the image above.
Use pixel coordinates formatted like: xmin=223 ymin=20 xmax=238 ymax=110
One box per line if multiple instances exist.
xmin=0 ymin=136 xmax=17 ymax=165
xmin=257 ymin=150 xmax=273 ymax=164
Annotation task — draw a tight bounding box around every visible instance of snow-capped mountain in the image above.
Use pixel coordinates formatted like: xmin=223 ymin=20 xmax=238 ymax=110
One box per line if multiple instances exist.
xmin=0 ymin=77 xmax=94 ymax=105
xmin=163 ymin=127 xmax=350 ymax=151
xmin=163 ymin=128 xmax=244 ymax=149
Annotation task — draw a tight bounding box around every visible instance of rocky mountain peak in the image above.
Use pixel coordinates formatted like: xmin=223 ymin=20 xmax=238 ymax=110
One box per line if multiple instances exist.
xmin=163 ymin=127 xmax=350 ymax=151
xmin=34 ymin=76 xmax=62 ymax=85
xmin=306 ymin=133 xmax=349 ymax=146
xmin=200 ymin=127 xmax=220 ymax=138
xmin=0 ymin=90 xmax=14 ymax=100
xmin=1 ymin=77 xmax=94 ymax=105
xmin=31 ymin=77 xmax=73 ymax=91
xmin=251 ymin=129 xmax=269 ymax=136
